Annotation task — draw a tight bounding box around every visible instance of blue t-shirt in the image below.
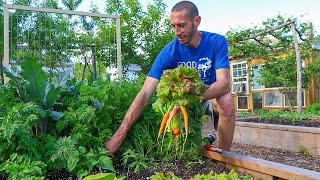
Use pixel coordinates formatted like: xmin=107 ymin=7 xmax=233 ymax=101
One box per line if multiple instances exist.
xmin=148 ymin=31 xmax=229 ymax=85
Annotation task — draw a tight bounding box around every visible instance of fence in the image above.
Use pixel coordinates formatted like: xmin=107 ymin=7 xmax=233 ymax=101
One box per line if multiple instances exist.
xmin=2 ymin=4 xmax=122 ymax=82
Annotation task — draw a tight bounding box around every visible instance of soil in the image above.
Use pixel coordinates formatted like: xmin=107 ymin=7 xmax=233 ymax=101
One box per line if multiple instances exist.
xmin=114 ymin=159 xmax=230 ymax=179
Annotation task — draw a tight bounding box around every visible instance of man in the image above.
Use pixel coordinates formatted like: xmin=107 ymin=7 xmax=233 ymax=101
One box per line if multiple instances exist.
xmin=105 ymin=0 xmax=235 ymax=154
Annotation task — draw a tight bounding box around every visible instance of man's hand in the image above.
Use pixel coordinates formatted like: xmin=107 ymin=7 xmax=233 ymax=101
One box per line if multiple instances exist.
xmin=104 ymin=139 xmax=118 ymax=155
xmin=104 ymin=77 xmax=159 ymax=154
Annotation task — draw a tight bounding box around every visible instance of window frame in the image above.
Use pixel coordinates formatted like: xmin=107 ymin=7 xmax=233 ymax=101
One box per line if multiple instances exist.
xmin=231 ymin=61 xmax=249 ymax=94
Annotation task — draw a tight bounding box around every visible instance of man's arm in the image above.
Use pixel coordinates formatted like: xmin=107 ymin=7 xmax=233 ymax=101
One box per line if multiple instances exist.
xmin=203 ymin=68 xmax=230 ymax=100
xmin=105 ymin=77 xmax=159 ymax=154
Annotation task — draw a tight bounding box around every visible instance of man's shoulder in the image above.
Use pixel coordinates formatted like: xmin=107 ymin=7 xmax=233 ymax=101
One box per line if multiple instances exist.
xmin=203 ymin=31 xmax=224 ymax=37
xmin=202 ymin=31 xmax=227 ymax=41
xmin=165 ymin=38 xmax=178 ymax=48
xmin=202 ymin=31 xmax=228 ymax=46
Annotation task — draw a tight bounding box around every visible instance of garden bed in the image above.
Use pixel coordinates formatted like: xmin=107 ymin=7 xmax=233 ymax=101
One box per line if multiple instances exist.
xmin=202 ymin=118 xmax=320 ymax=173
xmin=236 ymin=115 xmax=320 ymax=127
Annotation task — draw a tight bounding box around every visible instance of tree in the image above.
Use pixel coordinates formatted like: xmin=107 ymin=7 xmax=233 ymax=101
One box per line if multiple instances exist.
xmin=257 ymin=56 xmax=310 ymax=110
xmin=104 ymin=0 xmax=174 ymax=73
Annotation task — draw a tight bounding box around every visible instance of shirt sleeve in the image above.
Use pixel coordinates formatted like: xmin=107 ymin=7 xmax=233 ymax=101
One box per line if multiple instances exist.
xmin=214 ymin=36 xmax=230 ymax=70
xmin=148 ymin=44 xmax=175 ymax=79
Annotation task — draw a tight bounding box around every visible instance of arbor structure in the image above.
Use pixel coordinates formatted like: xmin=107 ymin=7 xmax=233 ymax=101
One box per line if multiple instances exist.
xmin=227 ymin=16 xmax=318 ymax=112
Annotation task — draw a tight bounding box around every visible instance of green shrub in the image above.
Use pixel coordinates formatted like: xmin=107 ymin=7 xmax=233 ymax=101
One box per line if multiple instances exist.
xmin=305 ymin=103 xmax=320 ymax=115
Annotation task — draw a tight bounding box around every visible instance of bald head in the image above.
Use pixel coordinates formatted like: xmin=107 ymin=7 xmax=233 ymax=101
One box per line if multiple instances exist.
xmin=171 ymin=1 xmax=199 ymax=20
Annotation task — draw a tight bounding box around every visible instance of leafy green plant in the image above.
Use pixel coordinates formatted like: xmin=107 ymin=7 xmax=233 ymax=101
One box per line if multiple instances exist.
xmin=191 ymin=169 xmax=251 ymax=180
xmin=0 ymin=153 xmax=46 ymax=180
xmin=0 ymin=65 xmax=117 ymax=178
xmin=149 ymin=169 xmax=251 ymax=180
xmin=49 ymin=134 xmax=114 ymax=179
xmin=4 ymin=59 xmax=64 ymax=132
xmin=0 ymin=103 xmax=40 ymax=160
xmin=298 ymin=145 xmax=309 ymax=156
xmin=185 ymin=159 xmax=205 ymax=170
xmin=150 ymin=172 xmax=182 ymax=180
xmin=121 ymin=149 xmax=149 ymax=174
xmin=253 ymin=110 xmax=317 ymax=124
xmin=83 ymin=173 xmax=124 ymax=180
xmin=305 ymin=103 xmax=320 ymax=115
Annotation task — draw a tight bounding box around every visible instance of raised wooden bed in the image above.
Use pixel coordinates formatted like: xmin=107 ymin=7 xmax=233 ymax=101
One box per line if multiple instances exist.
xmin=202 ymin=149 xmax=320 ymax=180
xmin=234 ymin=121 xmax=320 ymax=156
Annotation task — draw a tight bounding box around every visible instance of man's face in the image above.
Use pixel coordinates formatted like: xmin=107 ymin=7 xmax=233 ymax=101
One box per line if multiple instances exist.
xmin=170 ymin=10 xmax=200 ymax=46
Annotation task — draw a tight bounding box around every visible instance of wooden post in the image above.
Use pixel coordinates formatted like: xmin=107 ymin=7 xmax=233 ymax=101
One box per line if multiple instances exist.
xmin=92 ymin=47 xmax=97 ymax=80
xmin=116 ymin=18 xmax=122 ymax=79
xmin=309 ymin=23 xmax=317 ymax=104
xmin=3 ymin=5 xmax=9 ymax=84
xmin=290 ymin=22 xmax=303 ymax=113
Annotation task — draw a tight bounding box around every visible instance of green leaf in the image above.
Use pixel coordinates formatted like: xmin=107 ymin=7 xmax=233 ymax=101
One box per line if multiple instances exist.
xmin=79 ymin=146 xmax=86 ymax=154
xmin=45 ymin=84 xmax=60 ymax=108
xmin=83 ymin=173 xmax=116 ymax=180
xmin=77 ymin=169 xmax=88 ymax=179
xmin=20 ymin=59 xmax=46 ymax=104
xmin=98 ymin=156 xmax=115 ymax=172
xmin=67 ymin=150 xmax=79 ymax=172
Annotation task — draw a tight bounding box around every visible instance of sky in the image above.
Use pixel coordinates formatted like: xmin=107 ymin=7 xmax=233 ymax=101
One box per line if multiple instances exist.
xmin=77 ymin=0 xmax=320 ymax=36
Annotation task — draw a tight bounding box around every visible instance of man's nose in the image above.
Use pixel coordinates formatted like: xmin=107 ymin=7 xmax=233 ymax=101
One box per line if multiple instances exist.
xmin=173 ymin=26 xmax=181 ymax=36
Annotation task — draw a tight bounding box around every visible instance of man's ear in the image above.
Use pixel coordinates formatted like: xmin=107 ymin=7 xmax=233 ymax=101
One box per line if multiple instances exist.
xmin=194 ymin=15 xmax=201 ymax=27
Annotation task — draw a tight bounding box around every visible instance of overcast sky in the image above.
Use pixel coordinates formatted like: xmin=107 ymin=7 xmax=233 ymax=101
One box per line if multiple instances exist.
xmin=78 ymin=0 xmax=320 ymax=35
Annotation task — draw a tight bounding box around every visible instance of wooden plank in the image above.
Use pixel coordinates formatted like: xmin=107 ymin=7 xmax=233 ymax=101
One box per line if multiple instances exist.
xmin=241 ymin=20 xmax=294 ymax=41
xmin=202 ymin=149 xmax=320 ymax=180
xmin=235 ymin=121 xmax=320 ymax=134
xmin=3 ymin=4 xmax=119 ymax=19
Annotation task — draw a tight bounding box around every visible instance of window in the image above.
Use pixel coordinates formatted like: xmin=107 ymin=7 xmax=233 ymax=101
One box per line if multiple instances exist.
xmin=284 ymin=91 xmax=305 ymax=107
xmin=264 ymin=91 xmax=282 ymax=107
xmin=237 ymin=96 xmax=248 ymax=110
xmin=252 ymin=65 xmax=265 ymax=89
xmin=253 ymin=92 xmax=263 ymax=109
xmin=231 ymin=62 xmax=248 ymax=94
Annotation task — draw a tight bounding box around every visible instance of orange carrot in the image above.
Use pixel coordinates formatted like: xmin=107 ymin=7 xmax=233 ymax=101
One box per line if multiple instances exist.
xmin=165 ymin=107 xmax=180 ymax=132
xmin=158 ymin=112 xmax=169 ymax=138
xmin=181 ymin=106 xmax=188 ymax=137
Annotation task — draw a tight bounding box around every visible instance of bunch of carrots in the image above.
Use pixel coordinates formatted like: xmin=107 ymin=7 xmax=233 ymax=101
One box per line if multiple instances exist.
xmin=157 ymin=106 xmax=188 ymax=139
xmin=152 ymin=66 xmax=207 ymax=153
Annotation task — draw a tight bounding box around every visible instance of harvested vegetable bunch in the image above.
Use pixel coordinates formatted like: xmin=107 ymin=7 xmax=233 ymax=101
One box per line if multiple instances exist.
xmin=152 ymin=66 xmax=207 ymax=155
xmin=155 ymin=65 xmax=207 ymax=106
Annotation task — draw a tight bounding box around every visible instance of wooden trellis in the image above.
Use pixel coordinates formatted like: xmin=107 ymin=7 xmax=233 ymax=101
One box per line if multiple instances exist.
xmin=2 ymin=4 xmax=122 ymax=83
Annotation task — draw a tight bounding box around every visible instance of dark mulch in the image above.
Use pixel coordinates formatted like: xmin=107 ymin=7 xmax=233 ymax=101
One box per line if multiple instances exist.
xmin=114 ymin=159 xmax=229 ymax=179
xmin=45 ymin=169 xmax=76 ymax=180
xmin=42 ymin=159 xmax=229 ymax=180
